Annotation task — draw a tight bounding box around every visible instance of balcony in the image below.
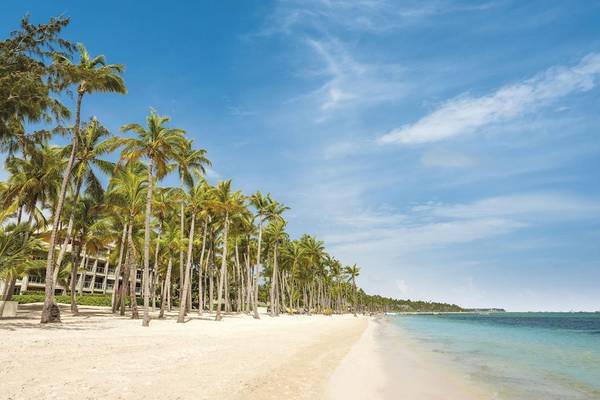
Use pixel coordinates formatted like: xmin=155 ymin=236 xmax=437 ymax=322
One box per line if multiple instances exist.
xmin=27 ymin=275 xmax=45 ymax=284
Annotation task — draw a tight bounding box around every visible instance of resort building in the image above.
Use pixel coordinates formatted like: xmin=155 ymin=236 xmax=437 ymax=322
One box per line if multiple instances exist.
xmin=0 ymin=246 xmax=143 ymax=297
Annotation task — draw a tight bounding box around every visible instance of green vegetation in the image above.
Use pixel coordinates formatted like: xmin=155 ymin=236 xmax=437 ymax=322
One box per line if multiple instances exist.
xmin=15 ymin=293 xmax=112 ymax=307
xmin=0 ymin=15 xmax=464 ymax=324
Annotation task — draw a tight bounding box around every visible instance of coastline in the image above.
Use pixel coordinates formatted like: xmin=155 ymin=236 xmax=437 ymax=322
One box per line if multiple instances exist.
xmin=329 ymin=317 xmax=492 ymax=400
xmin=1 ymin=304 xmax=494 ymax=400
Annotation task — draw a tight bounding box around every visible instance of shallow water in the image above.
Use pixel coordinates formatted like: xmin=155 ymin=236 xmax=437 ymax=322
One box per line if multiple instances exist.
xmin=386 ymin=313 xmax=600 ymax=399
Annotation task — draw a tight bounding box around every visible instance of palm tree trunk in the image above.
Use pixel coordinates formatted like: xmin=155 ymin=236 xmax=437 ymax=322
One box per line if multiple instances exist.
xmin=235 ymin=240 xmax=241 ymax=312
xmin=353 ymin=278 xmax=357 ymax=317
xmin=177 ymin=214 xmax=195 ymax=323
xmin=269 ymin=246 xmax=278 ymax=317
xmin=159 ymin=257 xmax=172 ymax=319
xmin=41 ymin=90 xmax=84 ymax=324
xmin=69 ymin=237 xmax=85 ymax=314
xmin=179 ymin=179 xmax=185 ymax=309
xmin=215 ymin=213 xmax=229 ymax=321
xmin=151 ymin=225 xmax=161 ymax=312
xmin=252 ymin=222 xmax=263 ymax=319
xmin=197 ymin=219 xmax=208 ymax=315
xmin=141 ymin=161 xmax=154 ymax=327
xmin=224 ymin=262 xmax=230 ymax=313
xmin=209 ymin=263 xmax=214 ymax=313
xmin=124 ymin=222 xmax=138 ymax=319
xmin=111 ymin=223 xmax=128 ymax=312
xmin=0 ymin=274 xmax=16 ymax=317
xmin=245 ymin=246 xmax=252 ymax=313
xmin=119 ymin=228 xmax=131 ymax=317
xmin=52 ymin=175 xmax=84 ymax=290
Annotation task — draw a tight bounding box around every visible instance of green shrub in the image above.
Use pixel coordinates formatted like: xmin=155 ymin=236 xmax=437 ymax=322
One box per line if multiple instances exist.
xmin=322 ymin=308 xmax=334 ymax=316
xmin=14 ymin=293 xmax=113 ymax=307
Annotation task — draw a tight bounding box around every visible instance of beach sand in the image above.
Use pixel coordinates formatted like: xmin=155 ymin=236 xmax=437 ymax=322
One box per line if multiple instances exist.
xmin=0 ymin=304 xmax=366 ymax=400
xmin=1 ymin=305 xmax=490 ymax=400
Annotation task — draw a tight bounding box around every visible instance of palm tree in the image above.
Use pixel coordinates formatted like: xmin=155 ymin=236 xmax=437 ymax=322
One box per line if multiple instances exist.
xmin=176 ymin=143 xmax=210 ymax=312
xmin=0 ymin=223 xmax=45 ymax=317
xmin=53 ymin=118 xmax=114 ymax=292
xmin=209 ymin=180 xmax=245 ymax=321
xmin=249 ymin=192 xmax=287 ymax=319
xmin=115 ymin=109 xmax=187 ymax=326
xmin=2 ymin=144 xmax=65 ymax=227
xmin=345 ymin=264 xmax=361 ymax=317
xmin=177 ymin=181 xmax=210 ymax=323
xmin=158 ymin=220 xmax=179 ymax=319
xmin=264 ymin=218 xmax=289 ymax=316
xmin=105 ymin=163 xmax=148 ymax=317
xmin=41 ymin=43 xmax=125 ymax=323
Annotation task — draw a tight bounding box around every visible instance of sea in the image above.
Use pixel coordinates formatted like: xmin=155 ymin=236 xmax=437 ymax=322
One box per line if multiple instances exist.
xmin=386 ymin=312 xmax=600 ymax=399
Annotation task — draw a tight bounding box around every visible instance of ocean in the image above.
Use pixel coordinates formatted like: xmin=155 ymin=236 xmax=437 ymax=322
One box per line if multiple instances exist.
xmin=386 ymin=312 xmax=600 ymax=399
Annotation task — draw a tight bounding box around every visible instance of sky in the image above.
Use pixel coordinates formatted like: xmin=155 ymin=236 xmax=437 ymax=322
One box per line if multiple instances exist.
xmin=2 ymin=0 xmax=600 ymax=311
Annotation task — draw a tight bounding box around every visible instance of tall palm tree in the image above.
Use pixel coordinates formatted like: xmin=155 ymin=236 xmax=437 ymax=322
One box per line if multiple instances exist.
xmin=53 ymin=118 xmax=114 ymax=291
xmin=345 ymin=264 xmax=361 ymax=317
xmin=176 ymin=143 xmax=210 ymax=311
xmin=177 ymin=181 xmax=210 ymax=323
xmin=115 ymin=109 xmax=187 ymax=326
xmin=105 ymin=163 xmax=148 ymax=317
xmin=210 ymin=180 xmax=245 ymax=321
xmin=264 ymin=218 xmax=289 ymax=316
xmin=249 ymin=192 xmax=287 ymax=319
xmin=158 ymin=220 xmax=179 ymax=318
xmin=41 ymin=43 xmax=125 ymax=323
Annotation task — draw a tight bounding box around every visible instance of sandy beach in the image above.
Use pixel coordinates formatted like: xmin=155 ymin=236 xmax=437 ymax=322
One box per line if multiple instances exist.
xmin=0 ymin=305 xmax=490 ymax=400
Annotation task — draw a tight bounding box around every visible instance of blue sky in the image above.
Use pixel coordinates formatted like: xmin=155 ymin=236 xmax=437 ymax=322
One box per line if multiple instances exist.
xmin=3 ymin=1 xmax=600 ymax=311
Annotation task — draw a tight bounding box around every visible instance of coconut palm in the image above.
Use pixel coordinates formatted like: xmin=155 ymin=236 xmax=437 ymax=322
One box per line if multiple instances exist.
xmin=209 ymin=180 xmax=246 ymax=321
xmin=156 ymin=222 xmax=177 ymax=319
xmin=41 ymin=43 xmax=126 ymax=324
xmin=0 ymin=223 xmax=45 ymax=317
xmin=114 ymin=109 xmax=187 ymax=326
xmin=176 ymin=143 xmax=211 ymax=311
xmin=53 ymin=118 xmax=114 ymax=291
xmin=249 ymin=192 xmax=287 ymax=319
xmin=264 ymin=218 xmax=289 ymax=316
xmin=345 ymin=264 xmax=360 ymax=317
xmin=177 ymin=181 xmax=211 ymax=323
xmin=2 ymin=144 xmax=65 ymax=226
xmin=105 ymin=163 xmax=148 ymax=317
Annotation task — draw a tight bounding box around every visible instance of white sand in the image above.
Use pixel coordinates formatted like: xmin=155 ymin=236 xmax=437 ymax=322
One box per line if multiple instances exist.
xmin=1 ymin=305 xmax=491 ymax=400
xmin=0 ymin=304 xmax=366 ymax=400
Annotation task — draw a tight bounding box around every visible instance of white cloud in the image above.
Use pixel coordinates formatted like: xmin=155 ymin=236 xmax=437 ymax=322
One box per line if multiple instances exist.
xmin=379 ymin=53 xmax=600 ymax=145
xmin=428 ymin=193 xmax=600 ymax=220
xmin=321 ymin=192 xmax=600 ymax=257
xmin=261 ymin=0 xmax=495 ymax=35
xmin=305 ymin=38 xmax=406 ymax=116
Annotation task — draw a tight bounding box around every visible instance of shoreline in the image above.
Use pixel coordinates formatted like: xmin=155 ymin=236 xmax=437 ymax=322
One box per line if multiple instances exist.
xmin=2 ymin=304 xmax=493 ymax=400
xmin=329 ymin=316 xmax=492 ymax=400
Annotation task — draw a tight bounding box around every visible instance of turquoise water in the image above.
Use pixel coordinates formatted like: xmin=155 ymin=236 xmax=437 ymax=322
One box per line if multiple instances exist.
xmin=388 ymin=313 xmax=600 ymax=399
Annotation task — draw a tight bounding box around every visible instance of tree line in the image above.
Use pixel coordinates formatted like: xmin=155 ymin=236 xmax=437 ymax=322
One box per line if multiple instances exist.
xmin=0 ymin=16 xmax=464 ymax=325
